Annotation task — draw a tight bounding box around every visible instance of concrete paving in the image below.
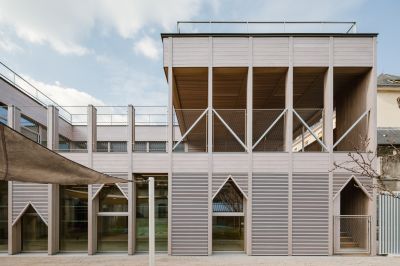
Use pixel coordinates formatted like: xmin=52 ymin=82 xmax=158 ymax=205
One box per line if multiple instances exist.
xmin=0 ymin=254 xmax=399 ymax=266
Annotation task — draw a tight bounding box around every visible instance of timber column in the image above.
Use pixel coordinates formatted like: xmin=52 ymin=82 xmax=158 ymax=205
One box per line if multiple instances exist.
xmin=47 ymin=105 xmax=59 ymax=255
xmin=7 ymin=105 xmax=20 ymax=254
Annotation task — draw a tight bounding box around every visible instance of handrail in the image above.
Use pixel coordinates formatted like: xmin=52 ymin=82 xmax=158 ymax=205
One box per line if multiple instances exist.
xmin=0 ymin=60 xmax=72 ymax=122
xmin=177 ymin=21 xmax=357 ymax=34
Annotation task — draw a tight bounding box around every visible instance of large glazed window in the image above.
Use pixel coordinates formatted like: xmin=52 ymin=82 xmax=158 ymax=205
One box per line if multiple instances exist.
xmin=0 ymin=181 xmax=7 ymax=252
xmin=212 ymin=216 xmax=244 ymax=251
xmin=59 ymin=185 xmax=88 ymax=252
xmin=136 ymin=175 xmax=168 ymax=252
xmin=212 ymin=179 xmax=245 ymax=252
xmin=97 ymin=184 xmax=128 ymax=252
xmin=21 ymin=206 xmax=48 ymax=252
xmin=97 ymin=216 xmax=128 ymax=252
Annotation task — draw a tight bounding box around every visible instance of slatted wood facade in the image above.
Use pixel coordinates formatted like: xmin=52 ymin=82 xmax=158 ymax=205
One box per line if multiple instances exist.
xmin=252 ymin=173 xmax=289 ymax=255
xmin=292 ymin=173 xmax=329 ymax=255
xmin=171 ymin=173 xmax=209 ymax=255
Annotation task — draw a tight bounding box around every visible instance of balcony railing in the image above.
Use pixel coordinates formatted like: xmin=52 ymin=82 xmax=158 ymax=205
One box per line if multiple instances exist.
xmin=176 ymin=21 xmax=357 ymax=34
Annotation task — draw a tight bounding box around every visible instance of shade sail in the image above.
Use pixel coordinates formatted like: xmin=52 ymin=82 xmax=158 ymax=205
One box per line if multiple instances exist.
xmin=0 ymin=123 xmax=128 ymax=185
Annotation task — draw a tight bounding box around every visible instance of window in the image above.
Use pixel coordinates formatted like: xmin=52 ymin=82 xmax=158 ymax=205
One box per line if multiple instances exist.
xmin=0 ymin=106 xmax=7 ymax=125
xmin=173 ymin=141 xmax=185 ymax=152
xmin=21 ymin=206 xmax=48 ymax=252
xmin=20 ymin=115 xmax=40 ymax=143
xmin=59 ymin=185 xmax=88 ymax=252
xmin=96 ymin=141 xmax=108 ymax=152
xmin=97 ymin=185 xmax=128 ymax=252
xmin=212 ymin=179 xmax=244 ymax=251
xmin=135 ymin=175 xmax=168 ymax=252
xmin=58 ymin=135 xmax=71 ymax=151
xmin=134 ymin=141 xmax=147 ymax=152
xmin=0 ymin=182 xmax=7 ymax=252
xmin=149 ymin=141 xmax=166 ymax=152
xmin=110 ymin=142 xmax=127 ymax=152
xmin=71 ymin=141 xmax=87 ymax=152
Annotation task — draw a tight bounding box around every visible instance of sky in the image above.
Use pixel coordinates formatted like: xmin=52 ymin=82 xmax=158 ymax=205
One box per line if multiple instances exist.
xmin=0 ymin=0 xmax=399 ymax=108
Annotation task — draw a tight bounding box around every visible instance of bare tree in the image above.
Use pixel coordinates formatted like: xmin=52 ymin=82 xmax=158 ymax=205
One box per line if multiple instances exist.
xmin=331 ymin=136 xmax=400 ymax=198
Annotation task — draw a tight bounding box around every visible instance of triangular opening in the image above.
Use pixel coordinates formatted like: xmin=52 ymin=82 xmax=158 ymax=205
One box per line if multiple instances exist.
xmin=213 ymin=179 xmax=244 ymax=213
xmin=21 ymin=205 xmax=48 ymax=252
xmin=340 ymin=178 xmax=369 ymax=216
xmin=98 ymin=184 xmax=128 ymax=212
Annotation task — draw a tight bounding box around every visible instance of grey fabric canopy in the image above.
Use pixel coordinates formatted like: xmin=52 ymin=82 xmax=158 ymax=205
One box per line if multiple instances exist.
xmin=0 ymin=123 xmax=127 ymax=185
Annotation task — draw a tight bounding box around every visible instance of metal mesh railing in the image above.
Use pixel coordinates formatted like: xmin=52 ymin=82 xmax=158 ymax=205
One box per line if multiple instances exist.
xmin=293 ymin=108 xmax=325 ymax=152
xmin=334 ymin=215 xmax=371 ymax=254
xmin=253 ymin=109 xmax=285 ymax=152
xmin=174 ymin=109 xmax=207 ymax=152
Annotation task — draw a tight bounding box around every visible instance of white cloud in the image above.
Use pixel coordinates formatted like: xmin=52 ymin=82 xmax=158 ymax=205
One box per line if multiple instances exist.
xmin=133 ymin=36 xmax=160 ymax=60
xmin=23 ymin=75 xmax=105 ymax=108
xmin=0 ymin=30 xmax=22 ymax=53
xmin=0 ymin=0 xmax=205 ymax=55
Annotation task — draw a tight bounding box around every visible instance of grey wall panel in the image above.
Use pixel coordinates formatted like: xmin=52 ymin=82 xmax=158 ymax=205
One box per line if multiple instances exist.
xmin=333 ymin=173 xmax=372 ymax=197
xmin=379 ymin=192 xmax=400 ymax=255
xmin=292 ymin=173 xmax=329 ymax=255
xmin=12 ymin=181 xmax=48 ymax=223
xmin=212 ymin=172 xmax=248 ymax=197
xmin=171 ymin=173 xmax=208 ymax=255
xmin=252 ymin=173 xmax=288 ymax=255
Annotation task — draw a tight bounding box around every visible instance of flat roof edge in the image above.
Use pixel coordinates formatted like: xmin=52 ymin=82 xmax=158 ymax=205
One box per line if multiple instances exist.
xmin=160 ymin=33 xmax=378 ymax=39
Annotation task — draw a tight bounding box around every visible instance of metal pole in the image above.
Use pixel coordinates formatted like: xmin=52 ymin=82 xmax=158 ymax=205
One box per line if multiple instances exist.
xmin=149 ymin=177 xmax=155 ymax=266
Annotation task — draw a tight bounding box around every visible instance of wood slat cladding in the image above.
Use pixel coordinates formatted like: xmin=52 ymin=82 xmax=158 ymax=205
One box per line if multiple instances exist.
xmin=334 ymin=37 xmax=374 ymax=66
xmin=252 ymin=173 xmax=289 ymax=255
xmin=292 ymin=173 xmax=329 ymax=255
xmin=253 ymin=37 xmax=289 ymax=67
xmin=213 ymin=37 xmax=249 ymax=66
xmin=171 ymin=173 xmax=208 ymax=255
xmin=12 ymin=181 xmax=49 ymax=223
xmin=253 ymin=67 xmax=287 ymax=109
xmin=293 ymin=38 xmax=329 ymax=66
xmin=213 ymin=67 xmax=248 ymax=109
xmin=293 ymin=67 xmax=327 ymax=109
xmin=173 ymin=67 xmax=208 ymax=109
xmin=172 ymin=37 xmax=209 ymax=67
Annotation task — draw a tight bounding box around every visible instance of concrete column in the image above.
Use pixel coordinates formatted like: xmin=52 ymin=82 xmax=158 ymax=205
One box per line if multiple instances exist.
xmin=207 ymin=36 xmax=213 ymax=255
xmin=87 ymin=105 xmax=97 ymax=255
xmin=127 ymin=105 xmax=135 ymax=255
xmin=167 ymin=37 xmax=173 ymax=255
xmin=7 ymin=105 xmax=20 ymax=255
xmin=47 ymin=106 xmax=59 ymax=255
xmin=246 ymin=37 xmax=253 ymax=255
xmin=325 ymin=37 xmax=334 ymax=255
xmin=285 ymin=37 xmax=294 ymax=256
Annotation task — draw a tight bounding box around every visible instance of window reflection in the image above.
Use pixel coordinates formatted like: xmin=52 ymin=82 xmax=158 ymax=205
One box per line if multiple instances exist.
xmin=97 ymin=185 xmax=128 ymax=252
xmin=212 ymin=216 xmax=244 ymax=251
xmin=21 ymin=206 xmax=48 ymax=252
xmin=135 ymin=175 xmax=168 ymax=252
xmin=99 ymin=185 xmax=128 ymax=212
xmin=97 ymin=216 xmax=128 ymax=252
xmin=59 ymin=185 xmax=88 ymax=252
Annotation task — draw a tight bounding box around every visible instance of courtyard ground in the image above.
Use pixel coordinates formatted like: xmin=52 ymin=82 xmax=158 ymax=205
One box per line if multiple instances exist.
xmin=0 ymin=253 xmax=399 ymax=266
